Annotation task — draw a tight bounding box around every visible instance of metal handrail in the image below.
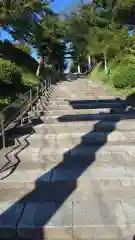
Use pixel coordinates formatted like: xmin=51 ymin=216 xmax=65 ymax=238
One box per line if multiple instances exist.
xmin=0 ymin=73 xmax=56 ymax=148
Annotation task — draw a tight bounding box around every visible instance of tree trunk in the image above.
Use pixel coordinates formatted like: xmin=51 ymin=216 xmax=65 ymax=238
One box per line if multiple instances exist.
xmin=40 ymin=54 xmax=44 ymax=67
xmin=88 ymin=55 xmax=91 ymax=67
xmin=36 ymin=64 xmax=40 ymax=76
xmin=78 ymin=64 xmax=81 ymax=74
xmin=36 ymin=53 xmax=44 ymax=77
xmin=104 ymin=55 xmax=108 ymax=74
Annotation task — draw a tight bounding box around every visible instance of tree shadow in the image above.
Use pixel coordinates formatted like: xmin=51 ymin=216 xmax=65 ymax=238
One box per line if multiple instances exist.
xmin=0 ymin=98 xmax=134 ymax=239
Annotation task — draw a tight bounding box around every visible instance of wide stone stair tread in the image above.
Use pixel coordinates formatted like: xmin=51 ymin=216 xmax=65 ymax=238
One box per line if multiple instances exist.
xmin=2 ymin=148 xmax=135 ymax=172
xmin=44 ymin=130 xmax=135 ymax=141
xmin=68 ymin=99 xmax=126 ymax=104
xmin=44 ymin=112 xmax=135 ymax=123
xmin=0 ymin=180 xmax=135 ymax=204
xmin=48 ymin=101 xmax=128 ymax=110
xmin=0 ymin=199 xmax=135 ymax=239
xmin=34 ymin=120 xmax=135 ymax=133
xmin=13 ymin=131 xmax=135 ymax=149
xmin=0 ymin=162 xmax=130 ymax=183
xmin=40 ymin=144 xmax=135 ymax=155
xmin=8 ymin=139 xmax=135 ymax=163
xmin=46 ymin=108 xmax=135 ymax=116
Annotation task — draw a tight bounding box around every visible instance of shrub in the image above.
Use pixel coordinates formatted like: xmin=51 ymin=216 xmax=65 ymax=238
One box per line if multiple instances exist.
xmin=22 ymin=72 xmax=39 ymax=88
xmin=0 ymin=58 xmax=18 ymax=83
xmin=126 ymin=87 xmax=135 ymax=104
xmin=1 ymin=41 xmax=38 ymax=74
xmin=0 ymin=98 xmax=9 ymax=110
xmin=112 ymin=58 xmax=135 ymax=89
xmin=14 ymin=43 xmax=31 ymax=55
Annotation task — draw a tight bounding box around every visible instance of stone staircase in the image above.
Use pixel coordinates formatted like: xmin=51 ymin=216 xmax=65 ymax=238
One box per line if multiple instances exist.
xmin=0 ymin=77 xmax=135 ymax=239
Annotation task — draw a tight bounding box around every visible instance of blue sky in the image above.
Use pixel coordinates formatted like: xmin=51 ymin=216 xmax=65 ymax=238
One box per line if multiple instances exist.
xmin=0 ymin=0 xmax=88 ymax=40
xmin=0 ymin=0 xmax=82 ymax=41
xmin=51 ymin=0 xmax=77 ymax=12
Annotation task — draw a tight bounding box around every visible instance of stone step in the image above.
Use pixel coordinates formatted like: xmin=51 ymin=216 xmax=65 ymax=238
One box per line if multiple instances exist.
xmin=46 ymin=108 xmax=132 ymax=116
xmin=5 ymin=143 xmax=135 ymax=166
xmin=47 ymin=104 xmax=127 ymax=111
xmin=0 ymin=179 xmax=135 ymax=204
xmin=50 ymin=162 xmax=133 ymax=182
xmin=46 ymin=108 xmax=135 ymax=117
xmin=48 ymin=99 xmax=127 ymax=109
xmin=0 ymin=163 xmax=135 ymax=202
xmin=49 ymin=96 xmax=122 ymax=102
xmin=39 ymin=145 xmax=135 ymax=166
xmin=50 ymin=98 xmax=68 ymax=101
xmin=44 ymin=112 xmax=135 ymax=123
xmin=34 ymin=120 xmax=135 ymax=134
xmin=3 ymin=142 xmax=135 ymax=173
xmin=49 ymin=100 xmax=70 ymax=106
xmin=16 ymin=131 xmax=135 ymax=148
xmin=71 ymin=199 xmax=135 ymax=240
xmin=47 ymin=104 xmax=73 ymax=110
xmin=0 ymin=198 xmax=134 ymax=239
xmin=0 ymin=145 xmax=42 ymax=176
xmin=0 ymin=168 xmax=51 ymax=192
xmin=1 ymin=142 xmax=135 ymax=193
xmin=51 ymin=131 xmax=135 ymax=145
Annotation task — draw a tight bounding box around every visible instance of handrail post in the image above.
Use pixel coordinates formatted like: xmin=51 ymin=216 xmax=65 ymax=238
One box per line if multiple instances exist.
xmin=48 ymin=78 xmax=49 ymax=88
xmin=49 ymin=76 xmax=51 ymax=87
xmin=20 ymin=110 xmax=23 ymax=126
xmin=0 ymin=114 xmax=5 ymax=149
xmin=36 ymin=86 xmax=39 ymax=97
xmin=30 ymin=90 xmax=33 ymax=113
xmin=52 ymin=73 xmax=54 ymax=85
xmin=36 ymin=86 xmax=39 ymax=113
xmin=43 ymin=80 xmax=45 ymax=96
xmin=44 ymin=80 xmax=47 ymax=100
xmin=46 ymin=78 xmax=48 ymax=90
xmin=41 ymin=82 xmax=44 ymax=96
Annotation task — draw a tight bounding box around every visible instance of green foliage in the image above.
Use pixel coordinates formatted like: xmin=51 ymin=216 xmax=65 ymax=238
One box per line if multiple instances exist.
xmin=14 ymin=43 xmax=31 ymax=55
xmin=22 ymin=71 xmax=39 ymax=88
xmin=0 ymin=41 xmax=38 ymax=75
xmin=0 ymin=98 xmax=8 ymax=104
xmin=31 ymin=12 xmax=66 ymax=72
xmin=112 ymin=57 xmax=135 ymax=89
xmin=0 ymin=98 xmax=9 ymax=110
xmin=0 ymin=0 xmax=65 ymax=107
xmin=90 ymin=62 xmax=107 ymax=82
xmin=0 ymin=0 xmax=52 ymax=41
xmin=0 ymin=58 xmax=18 ymax=83
xmin=127 ymin=87 xmax=135 ymax=97
xmin=91 ymin=54 xmax=135 ymax=97
xmin=1 ymin=0 xmax=66 ymax=74
xmin=66 ymin=0 xmax=135 ymax=74
xmin=126 ymin=87 xmax=135 ymax=106
xmin=0 ymin=57 xmax=41 ymax=105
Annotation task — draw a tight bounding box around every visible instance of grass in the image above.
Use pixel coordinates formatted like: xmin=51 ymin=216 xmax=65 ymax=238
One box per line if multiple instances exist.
xmin=90 ymin=62 xmax=130 ymax=99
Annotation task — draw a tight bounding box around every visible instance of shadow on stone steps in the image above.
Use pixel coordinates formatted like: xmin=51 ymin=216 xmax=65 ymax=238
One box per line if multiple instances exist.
xmin=0 ymin=97 xmax=135 ymax=240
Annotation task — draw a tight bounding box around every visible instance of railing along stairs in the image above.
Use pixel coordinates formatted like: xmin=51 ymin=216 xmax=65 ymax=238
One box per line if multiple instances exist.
xmin=0 ymin=73 xmax=58 ymax=149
